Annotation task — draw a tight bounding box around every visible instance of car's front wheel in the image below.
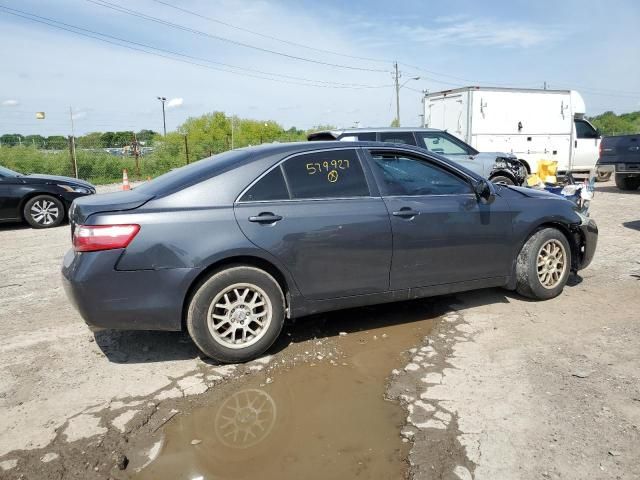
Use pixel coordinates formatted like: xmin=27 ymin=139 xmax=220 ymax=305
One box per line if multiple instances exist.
xmin=515 ymin=228 xmax=571 ymax=300
xmin=187 ymin=266 xmax=285 ymax=363
xmin=23 ymin=195 xmax=65 ymax=228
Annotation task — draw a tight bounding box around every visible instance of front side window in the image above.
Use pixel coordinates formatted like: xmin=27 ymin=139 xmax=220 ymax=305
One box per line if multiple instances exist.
xmin=369 ymin=152 xmax=472 ymax=196
xmin=282 ymin=149 xmax=369 ymax=199
xmin=240 ymin=166 xmax=289 ymax=202
xmin=575 ymin=120 xmax=599 ymax=139
xmin=416 ymin=133 xmax=470 ymax=155
xmin=379 ymin=131 xmax=416 ymax=145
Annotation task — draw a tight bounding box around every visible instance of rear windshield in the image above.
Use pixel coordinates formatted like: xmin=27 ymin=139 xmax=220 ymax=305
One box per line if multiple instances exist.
xmin=135 ymin=149 xmax=254 ymax=196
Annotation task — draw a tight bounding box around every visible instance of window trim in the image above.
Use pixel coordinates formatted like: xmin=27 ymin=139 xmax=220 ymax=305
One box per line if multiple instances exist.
xmin=363 ymin=147 xmax=477 ymax=198
xmin=235 ymin=147 xmax=374 ymax=204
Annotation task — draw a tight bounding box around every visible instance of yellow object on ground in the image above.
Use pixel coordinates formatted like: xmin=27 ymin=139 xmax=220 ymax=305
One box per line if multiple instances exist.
xmin=537 ymin=160 xmax=558 ymax=184
xmin=526 ymin=174 xmax=542 ymax=186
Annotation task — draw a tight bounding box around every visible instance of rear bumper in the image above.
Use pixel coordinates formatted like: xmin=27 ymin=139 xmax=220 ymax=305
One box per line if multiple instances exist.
xmin=576 ymin=219 xmax=598 ymax=270
xmin=62 ymin=249 xmax=199 ymax=331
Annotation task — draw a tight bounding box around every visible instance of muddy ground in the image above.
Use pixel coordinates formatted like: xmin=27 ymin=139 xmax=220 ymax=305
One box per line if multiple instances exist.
xmin=0 ymin=180 xmax=639 ymax=479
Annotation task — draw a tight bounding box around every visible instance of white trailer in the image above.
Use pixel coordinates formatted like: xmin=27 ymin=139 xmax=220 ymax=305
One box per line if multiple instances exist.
xmin=423 ymin=87 xmax=601 ymax=175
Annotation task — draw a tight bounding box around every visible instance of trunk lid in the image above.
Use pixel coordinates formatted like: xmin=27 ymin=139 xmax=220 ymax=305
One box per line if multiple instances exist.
xmin=70 ymin=190 xmax=154 ymax=226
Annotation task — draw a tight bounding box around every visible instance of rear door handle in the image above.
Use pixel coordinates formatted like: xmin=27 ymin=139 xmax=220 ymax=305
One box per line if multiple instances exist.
xmin=392 ymin=208 xmax=419 ymax=219
xmin=248 ymin=212 xmax=283 ymax=224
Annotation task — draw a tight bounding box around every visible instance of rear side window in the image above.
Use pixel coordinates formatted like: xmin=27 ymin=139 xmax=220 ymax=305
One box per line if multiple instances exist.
xmin=240 ymin=167 xmax=289 ymax=202
xmin=379 ymin=131 xmax=416 ymax=145
xmin=339 ymin=132 xmax=376 ymax=141
xmin=282 ymin=149 xmax=369 ymax=199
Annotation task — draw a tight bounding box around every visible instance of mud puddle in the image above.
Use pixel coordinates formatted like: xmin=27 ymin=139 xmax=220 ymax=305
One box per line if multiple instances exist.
xmin=133 ymin=302 xmax=440 ymax=480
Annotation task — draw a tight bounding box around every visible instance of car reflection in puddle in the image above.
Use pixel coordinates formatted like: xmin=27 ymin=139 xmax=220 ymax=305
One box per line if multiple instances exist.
xmin=135 ymin=303 xmax=437 ymax=480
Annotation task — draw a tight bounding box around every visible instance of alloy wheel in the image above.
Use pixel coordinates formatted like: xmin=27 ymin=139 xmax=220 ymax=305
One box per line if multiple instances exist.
xmin=30 ymin=199 xmax=60 ymax=226
xmin=536 ymin=239 xmax=567 ymax=289
xmin=207 ymin=283 xmax=273 ymax=349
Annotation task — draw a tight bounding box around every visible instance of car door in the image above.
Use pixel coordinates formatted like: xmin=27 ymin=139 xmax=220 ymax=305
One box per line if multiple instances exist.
xmin=414 ymin=131 xmax=487 ymax=177
xmin=363 ymin=148 xmax=513 ymax=290
xmin=573 ymin=119 xmax=600 ymax=171
xmin=0 ymin=175 xmax=22 ymax=221
xmin=234 ymin=148 xmax=393 ymax=300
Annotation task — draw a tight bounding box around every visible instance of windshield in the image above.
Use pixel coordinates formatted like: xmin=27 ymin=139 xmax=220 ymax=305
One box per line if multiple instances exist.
xmin=0 ymin=165 xmax=21 ymax=177
xmin=416 ymin=132 xmax=477 ymax=156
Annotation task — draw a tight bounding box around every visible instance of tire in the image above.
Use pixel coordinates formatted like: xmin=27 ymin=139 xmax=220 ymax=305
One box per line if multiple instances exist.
xmin=187 ymin=266 xmax=285 ymax=363
xmin=490 ymin=174 xmax=515 ymax=185
xmin=595 ymin=171 xmax=612 ymax=182
xmin=23 ymin=195 xmax=65 ymax=229
xmin=515 ymin=228 xmax=571 ymax=300
xmin=614 ymin=174 xmax=640 ymax=191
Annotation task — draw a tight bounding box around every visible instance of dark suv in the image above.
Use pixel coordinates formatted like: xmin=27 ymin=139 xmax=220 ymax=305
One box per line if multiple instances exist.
xmin=308 ymin=128 xmax=527 ymax=185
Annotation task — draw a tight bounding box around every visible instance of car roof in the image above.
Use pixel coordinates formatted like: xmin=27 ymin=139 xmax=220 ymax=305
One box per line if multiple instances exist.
xmin=307 ymin=127 xmax=443 ymax=140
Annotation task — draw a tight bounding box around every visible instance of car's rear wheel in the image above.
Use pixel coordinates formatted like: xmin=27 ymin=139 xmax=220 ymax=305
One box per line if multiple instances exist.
xmin=187 ymin=266 xmax=285 ymax=363
xmin=615 ymin=174 xmax=640 ymax=191
xmin=515 ymin=228 xmax=571 ymax=300
xmin=490 ymin=174 xmax=515 ymax=185
xmin=23 ymin=195 xmax=65 ymax=229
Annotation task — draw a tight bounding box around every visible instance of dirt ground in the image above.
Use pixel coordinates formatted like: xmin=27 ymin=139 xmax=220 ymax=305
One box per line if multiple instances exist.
xmin=0 ymin=180 xmax=638 ymax=480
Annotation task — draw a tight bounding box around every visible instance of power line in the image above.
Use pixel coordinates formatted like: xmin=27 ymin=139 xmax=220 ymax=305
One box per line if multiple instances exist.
xmin=148 ymin=0 xmax=390 ymax=65
xmin=83 ymin=0 xmax=388 ymax=73
xmin=0 ymin=6 xmax=392 ymax=90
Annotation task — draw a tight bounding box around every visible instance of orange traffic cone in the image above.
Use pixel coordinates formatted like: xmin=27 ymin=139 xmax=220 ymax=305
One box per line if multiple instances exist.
xmin=122 ymin=169 xmax=130 ymax=191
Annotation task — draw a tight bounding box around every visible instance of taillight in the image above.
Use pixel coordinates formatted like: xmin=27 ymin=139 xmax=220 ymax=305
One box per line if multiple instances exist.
xmin=73 ymin=224 xmax=140 ymax=252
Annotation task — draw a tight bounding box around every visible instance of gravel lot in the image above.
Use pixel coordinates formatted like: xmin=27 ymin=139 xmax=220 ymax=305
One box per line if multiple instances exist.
xmin=0 ymin=180 xmax=638 ymax=479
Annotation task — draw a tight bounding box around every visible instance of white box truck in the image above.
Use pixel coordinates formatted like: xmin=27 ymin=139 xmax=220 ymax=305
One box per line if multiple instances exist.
xmin=423 ymin=87 xmax=603 ymax=177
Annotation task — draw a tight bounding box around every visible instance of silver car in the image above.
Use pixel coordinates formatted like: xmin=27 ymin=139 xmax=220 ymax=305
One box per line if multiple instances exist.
xmin=308 ymin=127 xmax=527 ymax=185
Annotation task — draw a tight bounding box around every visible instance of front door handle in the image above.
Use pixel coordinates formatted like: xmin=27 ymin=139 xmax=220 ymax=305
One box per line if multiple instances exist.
xmin=248 ymin=212 xmax=283 ymax=224
xmin=392 ymin=208 xmax=419 ymax=219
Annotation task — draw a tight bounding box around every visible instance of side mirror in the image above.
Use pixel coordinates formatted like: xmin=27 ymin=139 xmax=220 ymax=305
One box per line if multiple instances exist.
xmin=474 ymin=179 xmax=496 ymax=204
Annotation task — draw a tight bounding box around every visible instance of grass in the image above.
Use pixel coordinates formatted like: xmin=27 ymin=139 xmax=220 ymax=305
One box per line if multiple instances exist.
xmin=0 ymin=146 xmax=188 ymax=185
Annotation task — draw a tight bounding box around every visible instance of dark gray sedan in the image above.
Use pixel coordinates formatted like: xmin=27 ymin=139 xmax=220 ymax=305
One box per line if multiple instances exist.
xmin=62 ymin=142 xmax=597 ymax=363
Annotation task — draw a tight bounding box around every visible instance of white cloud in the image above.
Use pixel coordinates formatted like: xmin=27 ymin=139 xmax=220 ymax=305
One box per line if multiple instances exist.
xmin=2 ymin=99 xmax=19 ymax=106
xmin=166 ymin=97 xmax=183 ymax=109
xmin=394 ymin=17 xmax=556 ymax=48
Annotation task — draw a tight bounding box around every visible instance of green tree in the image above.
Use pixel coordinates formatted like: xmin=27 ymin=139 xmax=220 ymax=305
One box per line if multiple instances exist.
xmin=45 ymin=136 xmax=67 ymax=150
xmin=23 ymin=135 xmax=46 ymax=148
xmin=588 ymin=111 xmax=640 ymax=136
xmin=76 ymin=132 xmax=103 ymax=149
xmin=0 ymin=134 xmax=24 ymax=147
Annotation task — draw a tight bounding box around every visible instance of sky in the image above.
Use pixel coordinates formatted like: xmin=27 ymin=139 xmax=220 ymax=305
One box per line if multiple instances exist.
xmin=1 ymin=0 xmax=639 ymax=136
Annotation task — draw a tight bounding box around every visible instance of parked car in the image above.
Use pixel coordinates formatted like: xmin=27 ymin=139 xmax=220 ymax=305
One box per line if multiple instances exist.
xmin=424 ymin=87 xmax=604 ymax=178
xmin=62 ymin=142 xmax=597 ymax=363
xmin=308 ymin=128 xmax=527 ymax=185
xmin=596 ymin=134 xmax=640 ymax=191
xmin=0 ymin=165 xmax=95 ymax=228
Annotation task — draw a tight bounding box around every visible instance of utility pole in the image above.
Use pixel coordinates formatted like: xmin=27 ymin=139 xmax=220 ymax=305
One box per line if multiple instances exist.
xmin=157 ymin=96 xmax=167 ymax=136
xmin=230 ymin=115 xmax=234 ymax=150
xmin=132 ymin=132 xmax=141 ymax=178
xmin=543 ymin=81 xmax=548 ymax=90
xmin=184 ymin=134 xmax=190 ymax=164
xmin=394 ymin=61 xmax=401 ymax=126
xmin=69 ymin=106 xmax=78 ymax=178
